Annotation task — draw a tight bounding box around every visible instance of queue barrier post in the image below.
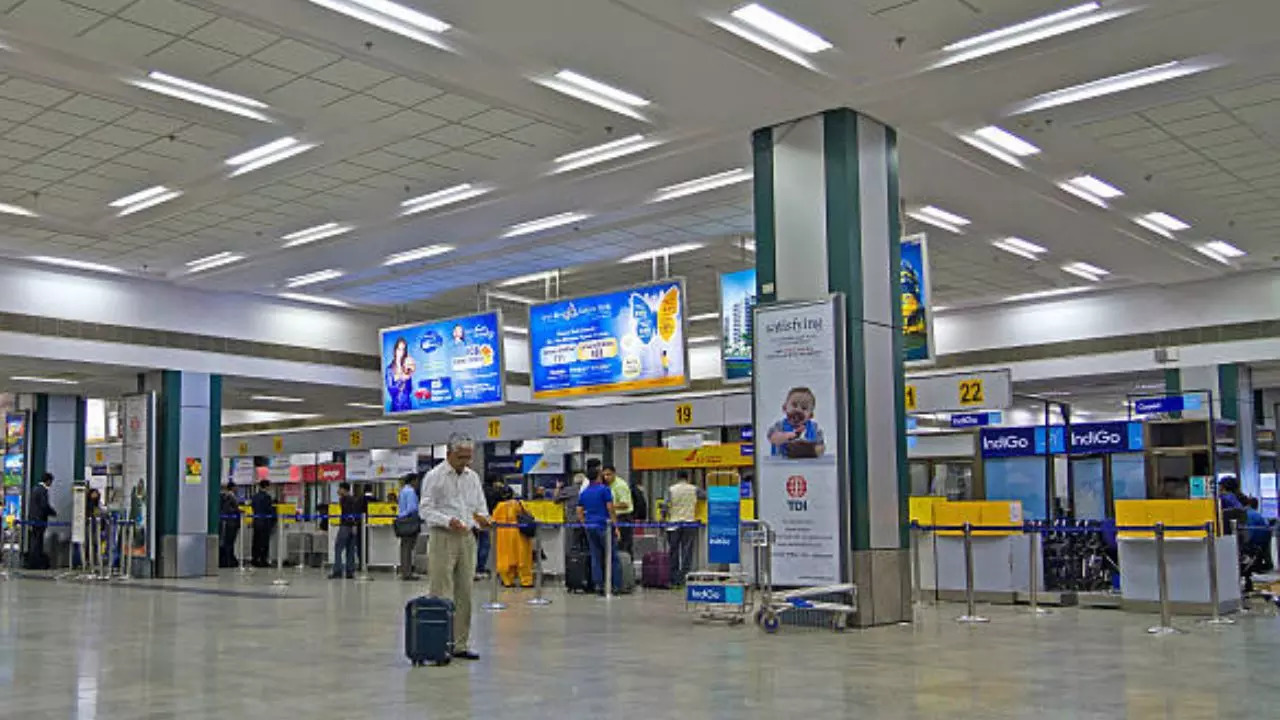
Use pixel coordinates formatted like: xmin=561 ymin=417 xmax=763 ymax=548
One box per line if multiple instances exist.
xmin=296 ymin=512 xmax=307 ymax=575
xmin=1202 ymin=520 xmax=1234 ymax=626
xmin=482 ymin=523 xmax=506 ymax=611
xmin=604 ymin=519 xmax=614 ymax=601
xmin=237 ymin=515 xmax=251 ymax=575
xmin=1146 ymin=522 xmax=1179 ymax=635
xmin=119 ymin=522 xmax=134 ymax=581
xmin=955 ymin=522 xmax=989 ymax=624
xmin=355 ymin=512 xmax=373 ymax=583
xmin=1028 ymin=525 xmax=1049 ymax=617
xmin=528 ymin=526 xmax=551 ymax=607
xmin=271 ymin=514 xmax=289 ymax=587
xmin=910 ymin=523 xmax=922 ymax=606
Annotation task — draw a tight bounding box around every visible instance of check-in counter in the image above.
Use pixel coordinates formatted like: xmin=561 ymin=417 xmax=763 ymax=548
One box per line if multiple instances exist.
xmin=926 ymin=500 xmax=1034 ymax=603
xmin=523 ymin=500 xmax=566 ymax=576
xmin=1115 ymin=499 xmax=1240 ymax=614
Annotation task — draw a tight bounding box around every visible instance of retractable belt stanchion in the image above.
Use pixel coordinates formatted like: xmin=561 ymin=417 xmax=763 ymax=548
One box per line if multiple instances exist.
xmin=1028 ymin=525 xmax=1049 ymax=616
xmin=482 ymin=523 xmax=505 ymax=611
xmin=296 ymin=512 xmax=307 ymax=575
xmin=237 ymin=517 xmax=250 ymax=575
xmin=1147 ymin=522 xmax=1179 ymax=635
xmin=956 ymin=522 xmax=989 ymax=624
xmin=910 ymin=523 xmax=922 ymax=606
xmin=272 ymin=514 xmax=289 ymax=587
xmin=1203 ymin=520 xmax=1233 ymax=626
xmin=604 ymin=520 xmax=614 ymax=601
xmin=355 ymin=512 xmax=373 ymax=583
xmin=120 ymin=522 xmax=134 ymax=581
xmin=528 ymin=528 xmax=551 ymax=607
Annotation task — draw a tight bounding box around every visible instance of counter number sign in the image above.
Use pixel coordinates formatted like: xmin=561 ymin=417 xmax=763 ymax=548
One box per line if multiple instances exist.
xmin=548 ymin=413 xmax=565 ymax=435
xmin=904 ymin=385 xmax=917 ymax=412
xmin=486 ymin=419 xmax=502 ymax=440
xmin=237 ymin=441 xmax=249 ymax=456
xmin=349 ymin=430 xmax=363 ymax=448
xmin=396 ymin=426 xmax=411 ymax=446
xmin=675 ymin=403 xmax=694 ymax=426
xmin=271 ymin=436 xmax=284 ymax=453
xmin=958 ymin=378 xmax=985 ymax=407
xmin=93 ymin=448 xmax=105 ymax=464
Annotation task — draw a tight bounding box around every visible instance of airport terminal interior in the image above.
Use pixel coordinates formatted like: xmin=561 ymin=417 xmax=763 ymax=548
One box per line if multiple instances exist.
xmin=2 ymin=0 xmax=1280 ymax=717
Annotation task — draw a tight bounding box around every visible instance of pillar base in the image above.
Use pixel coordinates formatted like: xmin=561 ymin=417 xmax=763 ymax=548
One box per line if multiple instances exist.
xmin=851 ymin=548 xmax=911 ymax=627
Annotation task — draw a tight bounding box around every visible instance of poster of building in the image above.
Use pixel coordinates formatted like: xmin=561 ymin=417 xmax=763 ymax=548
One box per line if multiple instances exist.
xmin=901 ymin=233 xmax=934 ymax=364
xmin=720 ymin=268 xmax=756 ymax=382
xmin=753 ymin=297 xmax=845 ymax=586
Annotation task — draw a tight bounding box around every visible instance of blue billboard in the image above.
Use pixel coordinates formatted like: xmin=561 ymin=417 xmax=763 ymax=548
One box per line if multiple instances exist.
xmin=379 ymin=311 xmax=505 ymax=415
xmin=720 ymin=268 xmax=755 ymax=382
xmin=529 ymin=280 xmax=687 ymax=400
xmin=981 ymin=422 xmax=1144 ymax=458
xmin=901 ymin=234 xmax=934 ymax=364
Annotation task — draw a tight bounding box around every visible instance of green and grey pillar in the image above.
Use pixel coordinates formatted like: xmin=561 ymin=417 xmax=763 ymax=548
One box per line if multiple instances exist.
xmin=753 ymin=108 xmax=910 ymax=627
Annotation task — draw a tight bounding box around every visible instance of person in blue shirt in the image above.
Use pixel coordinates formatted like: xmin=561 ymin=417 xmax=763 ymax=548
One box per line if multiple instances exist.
xmin=397 ymin=473 xmax=421 ymax=581
xmin=1219 ymin=476 xmax=1244 ymax=510
xmin=576 ymin=459 xmax=624 ymax=595
xmin=1244 ymin=496 xmax=1273 ymax=571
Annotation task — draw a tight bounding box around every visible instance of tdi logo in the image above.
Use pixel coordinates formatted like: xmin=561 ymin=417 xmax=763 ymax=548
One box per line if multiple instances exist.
xmin=982 ymin=435 xmax=1029 ymax=451
xmin=1073 ymin=429 xmax=1121 ymax=448
xmin=785 ymin=475 xmax=808 ymax=511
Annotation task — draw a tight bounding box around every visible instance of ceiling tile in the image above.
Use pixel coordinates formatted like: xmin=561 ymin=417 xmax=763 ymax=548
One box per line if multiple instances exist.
xmin=144 ymin=38 xmax=239 ymax=77
xmin=188 ymin=16 xmax=278 ymax=55
xmin=120 ymin=0 xmax=214 ymax=34
xmin=142 ymin=138 xmax=206 ymax=161
xmin=28 ymin=109 xmax=102 ymax=136
xmin=0 ymin=99 xmax=42 ymax=123
xmin=0 ymin=140 xmax=47 ymax=160
xmin=1140 ymin=98 xmax=1221 ymax=124
xmin=1161 ymin=113 xmax=1237 ymax=136
xmin=211 ymin=59 xmax=296 ymax=95
xmin=366 ymin=77 xmax=443 ymax=107
xmin=1122 ymin=141 xmax=1188 ymax=161
xmin=1141 ymin=151 xmax=1207 ymax=171
xmin=1214 ymin=81 xmax=1280 ymax=109
xmin=466 ymin=136 xmax=533 ymax=160
xmin=310 ymin=59 xmax=393 ymax=92
xmin=316 ymin=162 xmax=379 ymax=182
xmin=505 ymin=122 xmax=573 ymax=147
xmin=286 ymin=173 xmax=344 ymax=192
xmin=79 ymin=18 xmax=174 ymax=58
xmin=417 ymin=94 xmax=489 ymax=121
xmin=266 ymin=77 xmax=349 ymax=110
xmin=176 ymin=125 xmax=238 ymax=150
xmin=384 ymin=138 xmax=447 ymax=160
xmin=1098 ymin=127 xmax=1170 ymax=149
xmin=10 ymin=163 xmax=71 ymax=182
xmin=8 ymin=0 xmax=103 ymax=37
xmin=39 ymin=150 xmax=99 ymax=171
xmin=114 ymin=110 xmax=185 ymax=135
xmin=86 ymin=124 xmax=156 ymax=148
xmin=253 ymin=38 xmax=340 ymax=75
xmin=1076 ymin=114 xmax=1151 ymax=138
xmin=464 ymin=108 xmax=532 ymax=134
xmin=1182 ymin=126 xmax=1258 ymax=149
xmin=58 ymin=95 xmax=133 ymax=123
xmin=1 ymin=78 xmax=73 ymax=108
xmin=349 ymin=149 xmax=410 ymax=172
xmin=422 ymin=124 xmax=489 ymax=148
xmin=7 ymin=125 xmax=72 ymax=149
xmin=369 ymin=109 xmax=445 ymax=136
xmin=322 ymin=94 xmax=397 ymax=124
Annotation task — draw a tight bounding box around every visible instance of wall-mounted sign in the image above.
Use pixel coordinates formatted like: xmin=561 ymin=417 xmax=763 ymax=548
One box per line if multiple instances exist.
xmin=905 ymin=369 xmax=1012 ymax=414
xmin=380 ymin=310 xmax=505 ymax=414
xmin=706 ymin=485 xmax=741 ymax=564
xmin=950 ymin=411 xmax=1001 ymax=428
xmin=901 ymin=233 xmax=934 ymax=365
xmin=720 ymin=268 xmax=756 ymax=383
xmin=980 ymin=422 xmax=1144 ymax=458
xmin=631 ymin=443 xmax=755 ymax=470
xmin=1133 ymin=394 xmax=1203 ymax=415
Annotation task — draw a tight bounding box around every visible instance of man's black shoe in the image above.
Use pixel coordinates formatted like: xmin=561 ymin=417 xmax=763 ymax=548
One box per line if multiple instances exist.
xmin=452 ymin=650 xmax=480 ymax=661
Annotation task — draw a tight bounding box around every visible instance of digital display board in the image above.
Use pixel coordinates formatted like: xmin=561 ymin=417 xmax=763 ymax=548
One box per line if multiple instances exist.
xmin=379 ymin=310 xmax=505 ymax=415
xmin=720 ymin=268 xmax=755 ymax=383
xmin=901 ymin=233 xmax=934 ymax=364
xmin=529 ymin=279 xmax=687 ymax=400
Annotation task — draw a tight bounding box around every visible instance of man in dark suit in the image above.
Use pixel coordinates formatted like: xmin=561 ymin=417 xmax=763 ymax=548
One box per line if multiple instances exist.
xmin=27 ymin=472 xmax=56 ymax=569
xmin=219 ymin=482 xmax=241 ymax=568
xmin=250 ymin=480 xmax=276 ymax=568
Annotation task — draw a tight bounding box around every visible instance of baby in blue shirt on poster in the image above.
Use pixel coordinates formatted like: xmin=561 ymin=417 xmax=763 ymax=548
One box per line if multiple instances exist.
xmin=767 ymin=387 xmax=826 ymax=459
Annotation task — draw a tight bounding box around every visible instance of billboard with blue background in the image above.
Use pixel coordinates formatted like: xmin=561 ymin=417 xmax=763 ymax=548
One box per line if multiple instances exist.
xmin=901 ymin=234 xmax=933 ymax=364
xmin=529 ymin=279 xmax=687 ymax=400
xmin=720 ymin=268 xmax=755 ymax=382
xmin=379 ymin=310 xmax=505 ymax=415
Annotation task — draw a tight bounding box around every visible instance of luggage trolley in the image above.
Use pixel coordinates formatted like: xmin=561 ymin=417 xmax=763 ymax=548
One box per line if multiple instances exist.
xmin=684 ymin=570 xmax=753 ymax=624
xmin=747 ymin=520 xmax=858 ymax=633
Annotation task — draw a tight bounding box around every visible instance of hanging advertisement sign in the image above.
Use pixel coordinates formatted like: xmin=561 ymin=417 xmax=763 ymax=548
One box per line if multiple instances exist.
xmin=521 ymin=453 xmax=566 ymax=475
xmin=346 ymin=450 xmax=372 ymax=481
xmin=71 ymin=485 xmax=86 ymax=544
xmin=901 ymin=233 xmax=935 ymax=365
xmin=980 ymin=422 xmax=1144 ymax=458
xmin=529 ymin=279 xmax=688 ymax=400
xmin=754 ymin=298 xmax=845 ymax=586
xmin=720 ymin=268 xmax=756 ymax=383
xmin=706 ymin=485 xmax=741 ymax=564
xmin=630 ymin=443 xmax=755 ymax=470
xmin=379 ymin=310 xmax=505 ymax=415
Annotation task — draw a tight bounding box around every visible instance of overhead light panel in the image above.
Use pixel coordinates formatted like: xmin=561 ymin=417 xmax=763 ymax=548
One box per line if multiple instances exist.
xmin=499 ymin=271 xmax=557 ymax=287
xmin=251 ymin=395 xmax=304 ymax=403
xmin=278 ymin=292 xmax=352 ymax=308
xmin=730 ymin=4 xmax=832 ymax=54
xmin=10 ymin=375 xmax=79 ymax=385
xmin=906 ymin=205 xmax=970 ymax=234
xmin=689 ymin=312 xmax=721 ymax=322
xmin=553 ymin=135 xmax=660 ymax=173
xmin=132 ymin=71 xmax=270 ymax=122
xmin=536 ymin=70 xmax=650 ymax=121
xmin=285 ymin=269 xmax=344 ymax=288
xmin=992 ymin=237 xmax=1047 ymax=261
xmin=1059 ymin=174 xmax=1124 ymax=208
xmin=1196 ymin=240 xmax=1245 ymax=265
xmin=384 ymin=244 xmax=454 ymax=266
xmin=934 ymin=2 xmax=1127 ymax=68
xmin=651 ymin=168 xmax=753 ymax=203
xmin=227 ymin=136 xmax=317 ymax=176
xmin=1061 ymin=261 xmax=1109 ymax=282
xmin=0 ymin=201 xmax=36 ymax=217
xmin=501 ymin=211 xmax=589 ymax=238
xmin=688 ymin=335 xmax=719 ymax=345
xmin=111 ymin=185 xmax=181 ymax=216
xmin=305 ymin=0 xmax=450 ymax=49
xmin=401 ymin=183 xmax=491 ymax=216
xmin=1003 ymin=286 xmax=1095 ymax=303
xmin=972 ymin=126 xmax=1041 ymax=156
xmin=29 ymin=256 xmax=122 ymax=274
xmin=1133 ymin=211 xmax=1190 ymax=238
xmin=186 ymin=252 xmax=244 ymax=273
xmin=1011 ymin=60 xmax=1217 ymax=115
xmin=346 ymin=402 xmax=383 ymax=410
xmin=281 ymin=222 xmax=353 ymax=248
xmin=619 ymin=242 xmax=705 ymax=264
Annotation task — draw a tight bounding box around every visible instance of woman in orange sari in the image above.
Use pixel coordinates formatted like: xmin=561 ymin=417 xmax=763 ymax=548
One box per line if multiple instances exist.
xmin=493 ymin=487 xmax=534 ymax=587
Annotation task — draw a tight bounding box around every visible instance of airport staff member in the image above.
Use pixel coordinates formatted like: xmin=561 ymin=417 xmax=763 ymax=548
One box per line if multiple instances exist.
xmin=419 ymin=434 xmax=490 ymax=661
xmin=250 ymin=480 xmax=276 ymax=568
xmin=219 ymin=482 xmax=241 ymax=568
xmin=27 ymin=472 xmax=56 ymax=569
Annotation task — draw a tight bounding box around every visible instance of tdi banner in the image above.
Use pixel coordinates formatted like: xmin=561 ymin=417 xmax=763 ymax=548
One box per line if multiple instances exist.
xmin=706 ymin=485 xmax=740 ymax=564
xmin=379 ymin=310 xmax=505 ymax=415
xmin=754 ymin=298 xmax=844 ymax=586
xmin=720 ymin=268 xmax=756 ymax=383
xmin=901 ymin=233 xmax=934 ymax=364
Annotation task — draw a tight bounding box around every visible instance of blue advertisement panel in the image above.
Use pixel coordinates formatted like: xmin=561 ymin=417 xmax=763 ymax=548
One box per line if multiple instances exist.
xmin=981 ymin=422 xmax=1143 ymax=458
xmin=706 ymin=485 xmax=741 ymax=564
xmin=901 ymin=234 xmax=934 ymax=364
xmin=686 ymin=583 xmax=746 ymax=605
xmin=379 ymin=311 xmax=505 ymax=415
xmin=720 ymin=268 xmax=755 ymax=383
xmin=529 ymin=279 xmax=687 ymax=400
xmin=1133 ymin=394 xmax=1202 ymax=415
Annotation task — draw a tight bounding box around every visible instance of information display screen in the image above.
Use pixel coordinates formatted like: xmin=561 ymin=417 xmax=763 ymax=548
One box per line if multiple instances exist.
xmin=529 ymin=279 xmax=687 ymax=400
xmin=901 ymin=234 xmax=934 ymax=364
xmin=720 ymin=268 xmax=755 ymax=383
xmin=379 ymin=310 xmax=505 ymax=415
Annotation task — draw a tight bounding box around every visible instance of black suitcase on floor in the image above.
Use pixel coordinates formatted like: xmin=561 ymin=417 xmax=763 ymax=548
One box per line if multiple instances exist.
xmin=565 ymin=550 xmax=592 ymax=593
xmin=405 ymin=596 xmax=454 ymax=666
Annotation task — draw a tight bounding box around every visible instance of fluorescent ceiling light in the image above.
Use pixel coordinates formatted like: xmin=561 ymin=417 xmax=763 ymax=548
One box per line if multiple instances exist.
xmin=285 ymin=269 xmax=344 ymax=288
xmin=689 ymin=312 xmax=720 ymax=322
xmin=278 ymin=292 xmax=352 ymax=308
xmin=384 ymin=244 xmax=454 ymax=266
xmin=553 ymin=135 xmax=660 ymax=173
xmin=710 ymin=18 xmax=815 ymax=69
xmin=688 ymin=335 xmax=719 ymax=344
xmin=251 ymin=395 xmax=304 ymax=403
xmin=29 ymin=256 xmax=122 ymax=274
xmin=535 ymin=70 xmax=650 ymax=120
xmin=972 ymin=126 xmax=1040 ymax=156
xmin=907 ymin=205 xmax=969 ymax=234
xmin=0 ymin=201 xmax=36 ymax=217
xmin=281 ymin=222 xmax=353 ymax=248
xmin=1061 ymin=261 xmax=1109 ymax=282
xmin=347 ymin=402 xmax=383 ymax=410
xmin=619 ymin=242 xmax=705 ymax=264
xmin=503 ymin=325 xmax=529 ymax=335
xmin=959 ymin=134 xmax=1024 ymax=168
xmin=401 ymin=183 xmax=490 ymax=216
xmin=110 ymin=185 xmax=169 ymax=208
xmin=992 ymin=237 xmax=1047 ymax=260
xmin=305 ymin=0 xmax=449 ymax=49
xmin=111 ymin=186 xmax=181 ymax=216
xmin=1142 ymin=211 xmax=1191 ymax=232
xmin=227 ymin=137 xmax=317 ymax=176
xmin=935 ymin=3 xmax=1123 ymax=68
xmin=1011 ymin=60 xmax=1215 ymax=115
xmin=499 ymin=270 xmax=557 ymax=287
xmin=502 ymin=212 xmax=589 ymax=238
xmin=741 ymin=239 xmax=756 ymax=253
xmin=651 ymin=168 xmax=753 ymax=203
xmin=730 ymin=4 xmax=832 ymax=54
xmin=1068 ymin=174 xmax=1123 ymax=199
xmin=1057 ymin=180 xmax=1109 ymax=208
xmin=1196 ymin=240 xmax=1245 ymax=265
xmin=1003 ymin=286 xmax=1095 ymax=303
xmin=186 ymin=252 xmax=244 ymax=273
xmin=132 ymin=71 xmax=270 ymax=122
xmin=226 ymin=137 xmax=297 ymax=165
xmin=1133 ymin=216 xmax=1174 ymax=239
xmin=10 ymin=375 xmax=79 ymax=385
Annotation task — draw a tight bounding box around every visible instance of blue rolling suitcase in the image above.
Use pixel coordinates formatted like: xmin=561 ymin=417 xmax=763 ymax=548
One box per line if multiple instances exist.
xmin=405 ymin=596 xmax=455 ymax=666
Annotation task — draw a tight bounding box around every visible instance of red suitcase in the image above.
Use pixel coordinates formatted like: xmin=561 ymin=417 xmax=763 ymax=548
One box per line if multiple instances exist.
xmin=642 ymin=551 xmax=671 ymax=589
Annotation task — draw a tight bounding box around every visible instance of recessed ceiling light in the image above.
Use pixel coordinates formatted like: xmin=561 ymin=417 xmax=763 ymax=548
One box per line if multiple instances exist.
xmin=1057 ymin=181 xmax=1109 ymax=208
xmin=501 ymin=212 xmax=590 ymax=238
xmin=1196 ymin=240 xmax=1245 ymax=265
xmin=730 ymin=4 xmax=832 ymax=54
xmin=741 ymin=239 xmax=756 ymax=253
xmin=278 ymin=292 xmax=352 ymax=308
xmin=503 ymin=325 xmax=529 ymax=335
xmin=651 ymin=168 xmax=753 ymax=203
xmin=972 ymin=126 xmax=1041 ymax=156
xmin=401 ymin=183 xmax=491 ymax=216
xmin=710 ymin=19 xmax=816 ymax=69
xmin=553 ymin=135 xmax=660 ymax=173
xmin=619 ymin=242 xmax=705 ymax=264
xmin=187 ymin=251 xmax=244 ymax=273
xmin=992 ymin=237 xmax=1047 ymax=260
xmin=132 ymin=71 xmax=270 ymax=122
xmin=29 ymin=256 xmax=122 ymax=274
xmin=1067 ymin=174 xmax=1124 ymax=199
xmin=226 ymin=137 xmax=317 ymax=176
xmin=934 ymin=2 xmax=1125 ymax=68
xmin=498 ymin=271 xmax=558 ymax=287
xmin=251 ymin=395 xmax=304 ymax=403
xmin=1011 ymin=60 xmax=1217 ymax=115
xmin=688 ymin=335 xmax=719 ymax=344
xmin=281 ymin=222 xmax=353 ymax=248
xmin=285 ymin=269 xmax=344 ymax=288
xmin=111 ymin=185 xmax=182 ymax=216
xmin=688 ymin=312 xmax=721 ymax=322
xmin=535 ymin=70 xmax=650 ymax=120
xmin=907 ymin=205 xmax=969 ymax=234
xmin=1061 ymin=261 xmax=1109 ymax=282
xmin=346 ymin=402 xmax=383 ymax=410
xmin=1002 ymin=286 xmax=1095 ymax=303
xmin=384 ymin=244 xmax=454 ymax=266
xmin=306 ymin=0 xmax=450 ymax=49
xmin=10 ymin=375 xmax=79 ymax=385
xmin=0 ymin=201 xmax=36 ymax=217
xmin=1143 ymin=211 xmax=1191 ymax=231
xmin=110 ymin=186 xmax=169 ymax=208
xmin=1133 ymin=217 xmax=1173 ymax=239
xmin=959 ymin=135 xmax=1024 ymax=167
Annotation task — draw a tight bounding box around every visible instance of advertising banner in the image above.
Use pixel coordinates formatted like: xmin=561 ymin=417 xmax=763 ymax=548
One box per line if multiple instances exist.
xmin=71 ymin=485 xmax=86 ymax=544
xmin=706 ymin=485 xmax=741 ymax=564
xmin=754 ymin=298 xmax=844 ymax=586
xmin=122 ymin=393 xmax=154 ymax=561
xmin=379 ymin=310 xmax=505 ymax=415
xmin=901 ymin=233 xmax=934 ymax=365
xmin=720 ymin=268 xmax=756 ymax=383
xmin=630 ymin=443 xmax=755 ymax=470
xmin=529 ymin=279 xmax=687 ymax=400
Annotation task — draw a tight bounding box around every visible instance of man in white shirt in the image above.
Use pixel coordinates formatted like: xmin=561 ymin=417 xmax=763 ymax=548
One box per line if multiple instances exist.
xmin=419 ymin=434 xmax=491 ymax=661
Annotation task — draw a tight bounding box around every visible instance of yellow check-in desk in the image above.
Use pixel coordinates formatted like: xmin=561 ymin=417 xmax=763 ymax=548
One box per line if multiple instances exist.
xmin=1114 ymin=499 xmax=1239 ymax=614
xmin=920 ymin=499 xmax=1037 ymax=604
